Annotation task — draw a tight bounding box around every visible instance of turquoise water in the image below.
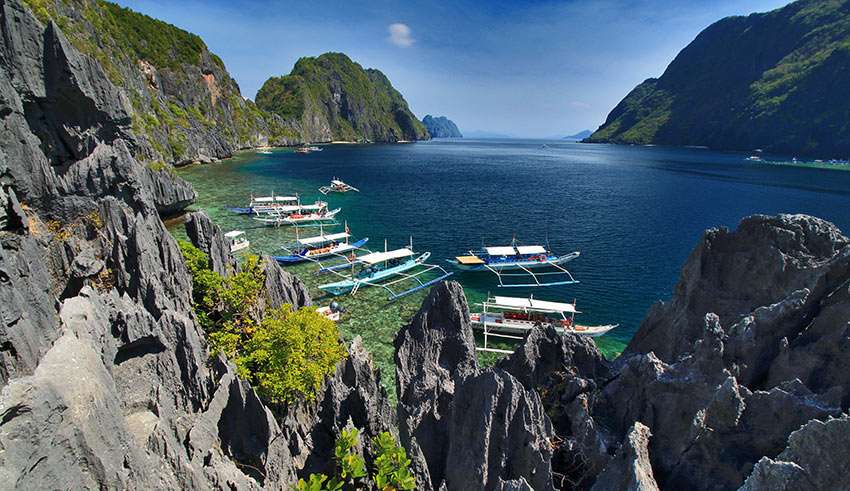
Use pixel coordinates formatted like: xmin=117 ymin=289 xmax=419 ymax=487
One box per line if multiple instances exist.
xmin=175 ymin=139 xmax=850 ymax=394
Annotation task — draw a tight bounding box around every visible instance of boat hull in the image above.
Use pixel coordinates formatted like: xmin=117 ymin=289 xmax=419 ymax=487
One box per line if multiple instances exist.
xmin=471 ymin=315 xmax=616 ymax=338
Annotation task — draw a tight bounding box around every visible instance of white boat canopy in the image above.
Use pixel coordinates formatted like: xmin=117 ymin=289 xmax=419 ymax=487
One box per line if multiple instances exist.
xmin=332 ymin=179 xmax=346 ymax=186
xmin=490 ymin=295 xmax=579 ymax=314
xmin=486 ymin=246 xmax=517 ymax=256
xmin=224 ymin=230 xmax=245 ymax=238
xmin=360 ymin=248 xmax=414 ymax=265
xmin=298 ymin=232 xmax=350 ymax=246
xmin=516 ymin=245 xmax=547 ymax=255
xmin=253 ymin=196 xmax=298 ymax=203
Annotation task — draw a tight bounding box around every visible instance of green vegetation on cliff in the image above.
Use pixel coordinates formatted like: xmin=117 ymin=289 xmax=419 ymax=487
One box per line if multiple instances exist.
xmin=24 ymin=0 xmax=299 ymax=165
xmin=587 ymin=0 xmax=850 ymax=157
xmin=256 ymin=53 xmax=429 ymax=143
xmin=179 ymin=241 xmax=345 ymax=404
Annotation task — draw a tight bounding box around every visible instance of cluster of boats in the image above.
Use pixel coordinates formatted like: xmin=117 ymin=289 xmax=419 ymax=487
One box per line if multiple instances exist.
xmin=223 ymin=178 xmax=617 ymax=353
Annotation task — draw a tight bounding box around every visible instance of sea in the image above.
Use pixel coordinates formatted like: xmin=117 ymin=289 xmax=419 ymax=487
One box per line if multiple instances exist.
xmin=172 ymin=139 xmax=850 ymax=397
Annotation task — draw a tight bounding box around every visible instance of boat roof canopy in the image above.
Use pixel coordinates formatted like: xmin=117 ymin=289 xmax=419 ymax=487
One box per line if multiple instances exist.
xmin=332 ymin=180 xmax=345 ymax=186
xmin=253 ymin=196 xmax=298 ymax=203
xmin=456 ymin=255 xmax=486 ymax=265
xmin=516 ymin=245 xmax=547 ymax=254
xmin=299 ymin=232 xmax=349 ymax=245
xmin=360 ymin=248 xmax=414 ymax=265
xmin=224 ymin=230 xmax=245 ymax=238
xmin=486 ymin=246 xmax=517 ymax=256
xmin=490 ymin=295 xmax=579 ymax=313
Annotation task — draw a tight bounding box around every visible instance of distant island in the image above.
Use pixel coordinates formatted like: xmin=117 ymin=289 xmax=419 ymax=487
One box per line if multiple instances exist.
xmin=586 ymin=0 xmax=850 ymax=158
xmin=422 ymin=115 xmax=462 ymax=138
xmin=562 ymin=130 xmax=591 ymax=141
xmin=256 ymin=53 xmax=429 ymax=144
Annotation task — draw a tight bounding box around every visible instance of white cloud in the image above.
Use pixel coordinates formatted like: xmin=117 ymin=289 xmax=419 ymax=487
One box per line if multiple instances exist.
xmin=387 ymin=23 xmax=414 ymax=48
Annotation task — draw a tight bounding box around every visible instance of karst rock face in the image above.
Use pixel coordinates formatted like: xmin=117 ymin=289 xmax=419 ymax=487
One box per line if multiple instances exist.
xmin=3 ymin=1 xmax=850 ymax=490
xmin=0 ymin=1 xmax=392 ymax=488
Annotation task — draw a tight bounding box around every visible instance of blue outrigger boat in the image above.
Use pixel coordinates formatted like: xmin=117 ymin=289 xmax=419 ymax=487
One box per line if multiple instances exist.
xmin=447 ymin=243 xmax=580 ymax=287
xmin=318 ymin=244 xmax=453 ymax=300
xmin=273 ymin=230 xmax=369 ymax=264
xmin=226 ymin=194 xmax=300 ymax=215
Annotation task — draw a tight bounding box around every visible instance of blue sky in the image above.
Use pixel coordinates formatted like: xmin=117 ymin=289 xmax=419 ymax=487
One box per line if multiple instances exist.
xmin=115 ymin=0 xmax=789 ymax=137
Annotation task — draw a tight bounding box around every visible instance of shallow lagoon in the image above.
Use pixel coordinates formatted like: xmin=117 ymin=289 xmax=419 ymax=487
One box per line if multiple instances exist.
xmin=173 ymin=139 xmax=850 ymax=397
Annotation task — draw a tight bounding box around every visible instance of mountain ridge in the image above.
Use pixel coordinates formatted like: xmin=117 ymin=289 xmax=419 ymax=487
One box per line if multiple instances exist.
xmin=256 ymin=52 xmax=429 ymax=143
xmin=586 ymin=0 xmax=850 ymax=158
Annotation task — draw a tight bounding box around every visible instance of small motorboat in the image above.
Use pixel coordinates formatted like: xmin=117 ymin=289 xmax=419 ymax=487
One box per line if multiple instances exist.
xmin=319 ymin=178 xmax=359 ymax=195
xmin=225 ymin=230 xmax=249 ymax=253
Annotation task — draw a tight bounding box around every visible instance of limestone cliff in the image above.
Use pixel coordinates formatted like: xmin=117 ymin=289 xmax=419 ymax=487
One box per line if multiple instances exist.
xmin=24 ymin=0 xmax=301 ymax=166
xmin=256 ymin=53 xmax=430 ymax=143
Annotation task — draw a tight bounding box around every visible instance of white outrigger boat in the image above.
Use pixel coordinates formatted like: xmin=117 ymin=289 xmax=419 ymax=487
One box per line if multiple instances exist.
xmin=273 ymin=225 xmax=369 ymax=264
xmin=318 ymin=240 xmax=453 ymax=300
xmin=319 ymin=178 xmax=359 ymax=195
xmin=253 ymin=202 xmax=341 ymax=227
xmin=448 ymin=242 xmax=580 ymax=287
xmin=226 ymin=194 xmax=300 ymax=215
xmin=224 ymin=230 xmax=250 ymax=253
xmin=473 ymin=295 xmax=618 ymax=354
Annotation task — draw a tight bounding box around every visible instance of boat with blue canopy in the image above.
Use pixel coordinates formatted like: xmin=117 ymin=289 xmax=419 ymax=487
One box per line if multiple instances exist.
xmin=318 ymin=240 xmax=453 ymax=300
xmin=447 ymin=241 xmax=580 ymax=287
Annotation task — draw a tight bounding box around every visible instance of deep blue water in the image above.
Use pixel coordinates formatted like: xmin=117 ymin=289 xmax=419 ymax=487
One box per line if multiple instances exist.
xmin=179 ymin=139 xmax=850 ymax=355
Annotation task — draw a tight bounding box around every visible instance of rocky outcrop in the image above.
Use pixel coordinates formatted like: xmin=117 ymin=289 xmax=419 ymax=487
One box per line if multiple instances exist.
xmin=739 ymin=415 xmax=850 ymax=490
xmin=284 ymin=337 xmax=395 ymax=479
xmin=590 ymin=423 xmax=658 ymax=491
xmin=29 ymin=0 xmax=300 ymax=167
xmin=422 ymin=115 xmax=462 ymax=138
xmin=256 ymin=52 xmax=430 ymax=143
xmin=0 ymin=2 xmax=386 ymax=489
xmin=395 ymin=281 xmax=556 ymax=490
xmin=185 ymin=211 xmax=235 ymax=276
xmin=627 ymin=214 xmax=850 ymax=364
xmin=490 ymin=214 xmax=850 ymax=490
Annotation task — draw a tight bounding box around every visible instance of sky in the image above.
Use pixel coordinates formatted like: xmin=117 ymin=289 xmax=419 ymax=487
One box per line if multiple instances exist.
xmin=115 ymin=0 xmax=790 ymax=138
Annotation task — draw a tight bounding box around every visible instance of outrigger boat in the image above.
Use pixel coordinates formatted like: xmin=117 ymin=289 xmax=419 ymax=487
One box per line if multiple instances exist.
xmin=226 ymin=194 xmax=300 ymax=215
xmin=448 ymin=242 xmax=580 ymax=287
xmin=253 ymin=205 xmax=341 ymax=227
xmin=472 ymin=295 xmax=618 ymax=354
xmin=318 ymin=239 xmax=453 ymax=300
xmin=319 ymin=178 xmax=359 ymax=195
xmin=273 ymin=225 xmax=369 ymax=264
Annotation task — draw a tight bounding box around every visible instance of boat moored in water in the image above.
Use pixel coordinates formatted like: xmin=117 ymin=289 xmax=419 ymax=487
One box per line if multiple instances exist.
xmin=224 ymin=230 xmax=250 ymax=253
xmin=273 ymin=226 xmax=369 ymax=264
xmin=472 ymin=295 xmax=618 ymax=353
xmin=318 ymin=240 xmax=453 ymax=300
xmin=226 ymin=194 xmax=301 ymax=215
xmin=319 ymin=178 xmax=359 ymax=194
xmin=253 ymin=205 xmax=341 ymax=227
xmin=448 ymin=241 xmax=580 ymax=287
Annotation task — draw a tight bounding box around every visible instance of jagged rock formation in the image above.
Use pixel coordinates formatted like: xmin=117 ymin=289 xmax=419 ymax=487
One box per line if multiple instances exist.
xmin=395 ymin=282 xmax=556 ymax=490
xmin=422 ymin=115 xmax=462 ymax=138
xmin=256 ymin=52 xmax=430 ymax=143
xmin=586 ymin=0 xmax=850 ymax=157
xmin=0 ymin=1 xmax=393 ymax=488
xmin=26 ymin=0 xmax=300 ymax=166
